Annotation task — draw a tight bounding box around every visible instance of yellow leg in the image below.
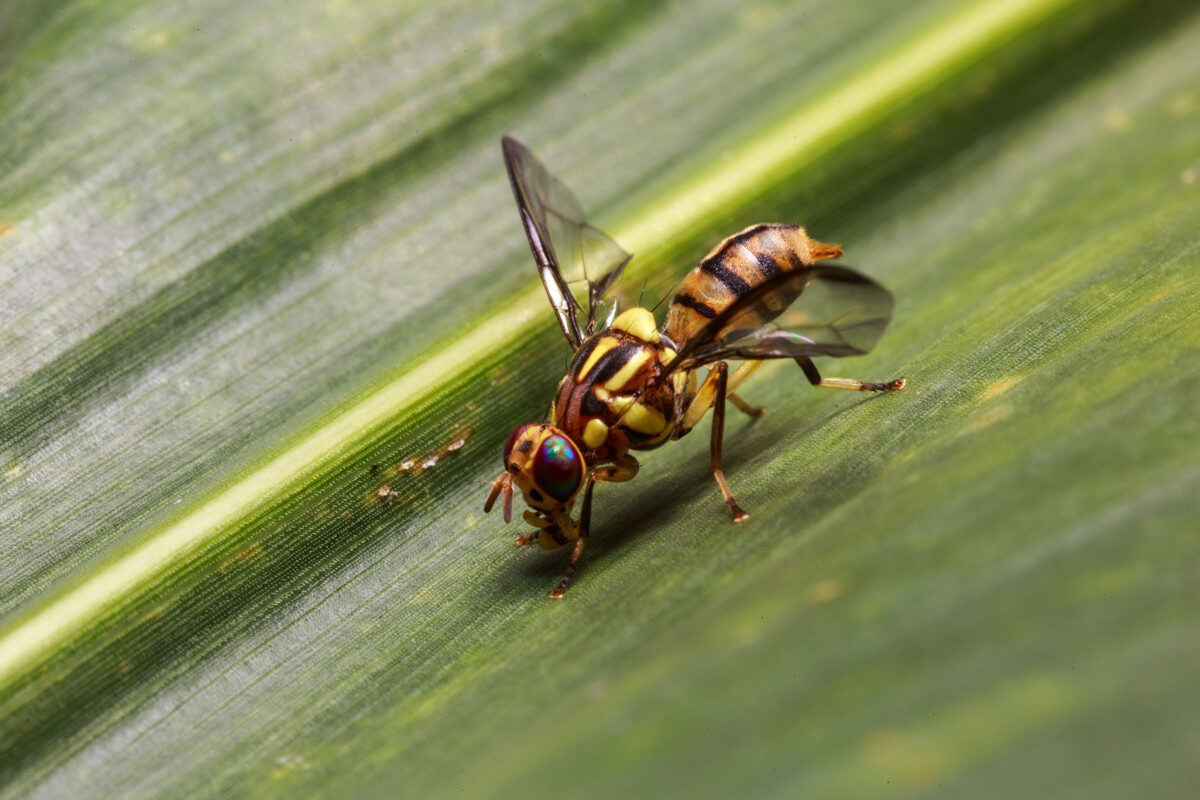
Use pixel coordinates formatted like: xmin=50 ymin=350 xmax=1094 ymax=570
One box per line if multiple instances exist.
xmin=726 ymin=360 xmax=762 ymax=393
xmin=681 ymin=360 xmax=765 ymax=427
xmin=728 ymin=392 xmax=765 ymax=419
xmin=679 ymin=361 xmax=757 ymax=428
xmin=796 ymin=357 xmax=905 ymax=392
xmin=725 ymin=359 xmax=765 ymax=418
xmin=680 ymin=367 xmax=722 ymax=432
xmin=548 ymin=454 xmax=639 ymax=598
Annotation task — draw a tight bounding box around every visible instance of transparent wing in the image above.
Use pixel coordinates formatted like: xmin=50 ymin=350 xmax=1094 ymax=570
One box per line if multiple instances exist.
xmin=667 ymin=265 xmax=894 ymax=374
xmin=502 ymin=136 xmax=632 ymax=349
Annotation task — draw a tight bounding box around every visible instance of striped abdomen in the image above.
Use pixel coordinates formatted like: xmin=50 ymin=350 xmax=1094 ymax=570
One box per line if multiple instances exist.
xmin=663 ymin=223 xmax=843 ymax=349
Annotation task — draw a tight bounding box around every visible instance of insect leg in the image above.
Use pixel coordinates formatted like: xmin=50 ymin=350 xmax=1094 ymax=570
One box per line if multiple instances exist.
xmin=549 ymin=476 xmax=594 ymax=599
xmin=671 ymin=361 xmax=752 ymax=522
xmin=678 ymin=371 xmax=719 ymax=433
xmin=708 ymin=362 xmax=749 ymax=522
xmin=726 ymin=360 xmax=766 ymax=419
xmin=678 ymin=359 xmax=759 ymax=433
xmin=548 ymin=454 xmax=639 ymax=598
xmin=795 ymin=357 xmax=906 ymax=392
xmin=592 ymin=453 xmax=640 ymax=483
xmin=728 ymin=392 xmax=765 ymax=419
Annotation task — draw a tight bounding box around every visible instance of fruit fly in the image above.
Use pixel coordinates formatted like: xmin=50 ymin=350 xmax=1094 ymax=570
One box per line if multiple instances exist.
xmin=485 ymin=137 xmax=905 ymax=598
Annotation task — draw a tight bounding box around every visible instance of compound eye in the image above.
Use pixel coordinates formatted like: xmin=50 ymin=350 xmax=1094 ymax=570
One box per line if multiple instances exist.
xmin=532 ymin=434 xmax=583 ymax=502
xmin=503 ymin=424 xmax=534 ymax=463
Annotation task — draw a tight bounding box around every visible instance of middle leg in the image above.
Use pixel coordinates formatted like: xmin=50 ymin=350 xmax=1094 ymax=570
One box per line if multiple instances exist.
xmin=677 ymin=362 xmax=749 ymax=522
xmin=708 ymin=362 xmax=749 ymax=522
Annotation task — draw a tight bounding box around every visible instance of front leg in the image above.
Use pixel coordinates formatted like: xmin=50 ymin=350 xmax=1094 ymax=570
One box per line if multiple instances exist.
xmin=549 ymin=453 xmax=639 ymax=598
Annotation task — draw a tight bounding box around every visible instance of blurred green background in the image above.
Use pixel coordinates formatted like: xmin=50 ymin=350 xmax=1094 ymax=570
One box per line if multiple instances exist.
xmin=1 ymin=0 xmax=1198 ymax=797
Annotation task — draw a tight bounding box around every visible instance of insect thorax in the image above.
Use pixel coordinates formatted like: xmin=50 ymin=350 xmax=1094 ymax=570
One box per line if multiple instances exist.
xmin=552 ymin=308 xmax=681 ymax=461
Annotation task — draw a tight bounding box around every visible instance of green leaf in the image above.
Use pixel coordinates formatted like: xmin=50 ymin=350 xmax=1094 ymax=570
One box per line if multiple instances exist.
xmin=2 ymin=0 xmax=1198 ymax=796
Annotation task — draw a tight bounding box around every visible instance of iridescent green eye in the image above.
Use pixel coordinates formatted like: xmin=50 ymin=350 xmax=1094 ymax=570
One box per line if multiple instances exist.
xmin=532 ymin=435 xmax=583 ymax=502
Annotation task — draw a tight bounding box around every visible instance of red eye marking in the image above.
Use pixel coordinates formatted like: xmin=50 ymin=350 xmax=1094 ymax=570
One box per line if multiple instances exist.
xmin=504 ymin=424 xmax=534 ymax=462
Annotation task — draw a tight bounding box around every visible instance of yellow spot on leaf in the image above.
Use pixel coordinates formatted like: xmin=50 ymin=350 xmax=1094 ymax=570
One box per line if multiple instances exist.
xmin=1167 ymin=92 xmax=1196 ymax=117
xmin=864 ymin=729 xmax=902 ymax=763
xmin=1102 ymin=107 xmax=1132 ymax=132
xmin=962 ymin=404 xmax=1012 ymax=434
xmin=980 ymin=375 xmax=1021 ymax=400
xmin=862 ymin=728 xmax=946 ymax=790
xmin=806 ymin=578 xmax=843 ymax=604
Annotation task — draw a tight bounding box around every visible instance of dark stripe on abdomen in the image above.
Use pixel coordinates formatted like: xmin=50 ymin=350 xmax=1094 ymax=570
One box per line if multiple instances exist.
xmin=756 ymin=251 xmax=785 ymax=279
xmin=672 ymin=292 xmax=718 ymax=318
xmin=700 ymin=256 xmax=752 ymax=296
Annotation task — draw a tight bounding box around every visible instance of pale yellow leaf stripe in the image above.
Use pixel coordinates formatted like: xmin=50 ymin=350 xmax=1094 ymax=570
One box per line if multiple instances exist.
xmin=0 ymin=0 xmax=1078 ymax=688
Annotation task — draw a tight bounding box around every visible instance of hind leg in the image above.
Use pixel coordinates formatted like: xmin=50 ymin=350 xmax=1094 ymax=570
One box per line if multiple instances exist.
xmin=795 ymin=357 xmax=905 ymax=392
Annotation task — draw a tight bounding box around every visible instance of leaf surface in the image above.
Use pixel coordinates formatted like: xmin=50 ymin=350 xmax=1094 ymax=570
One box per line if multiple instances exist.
xmin=1 ymin=0 xmax=1198 ymax=797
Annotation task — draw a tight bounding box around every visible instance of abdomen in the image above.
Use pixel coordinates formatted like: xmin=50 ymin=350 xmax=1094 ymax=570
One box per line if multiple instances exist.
xmin=663 ymin=223 xmax=843 ymax=349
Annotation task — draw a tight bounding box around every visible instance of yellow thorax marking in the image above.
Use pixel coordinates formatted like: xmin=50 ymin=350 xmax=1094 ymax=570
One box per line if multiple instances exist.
xmin=582 ymin=418 xmax=609 ymax=449
xmin=610 ymin=307 xmax=659 ymax=343
xmin=602 ymin=349 xmax=652 ymax=392
xmin=577 ymin=337 xmax=620 ymax=382
xmin=608 ymin=395 xmax=667 ymax=435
